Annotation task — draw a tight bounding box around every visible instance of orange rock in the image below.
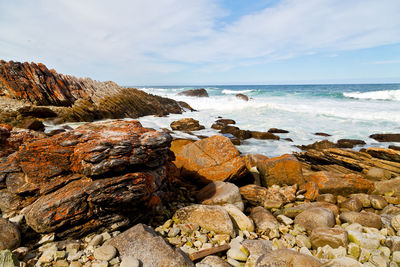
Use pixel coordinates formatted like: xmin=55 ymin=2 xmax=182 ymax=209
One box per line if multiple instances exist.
xmin=258 ymin=154 xmax=305 ymax=186
xmin=309 ymin=171 xmax=374 ymax=196
xmin=175 ymin=135 xmax=247 ymax=183
xmin=304 ymin=181 xmax=320 ymax=201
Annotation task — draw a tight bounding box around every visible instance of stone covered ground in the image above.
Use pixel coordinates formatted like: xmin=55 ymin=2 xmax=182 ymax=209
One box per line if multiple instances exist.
xmin=1 ymin=116 xmax=400 ymax=267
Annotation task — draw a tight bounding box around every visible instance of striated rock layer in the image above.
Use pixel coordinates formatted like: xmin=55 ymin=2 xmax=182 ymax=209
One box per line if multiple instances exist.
xmin=0 ymin=120 xmax=176 ymax=238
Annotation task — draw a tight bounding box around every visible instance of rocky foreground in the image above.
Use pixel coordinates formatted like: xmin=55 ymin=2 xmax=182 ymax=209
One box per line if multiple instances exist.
xmin=1 ymin=116 xmax=400 ymax=267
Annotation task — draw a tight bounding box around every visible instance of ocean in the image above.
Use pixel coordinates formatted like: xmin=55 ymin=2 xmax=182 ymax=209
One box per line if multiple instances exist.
xmin=135 ymin=84 xmax=400 ymax=157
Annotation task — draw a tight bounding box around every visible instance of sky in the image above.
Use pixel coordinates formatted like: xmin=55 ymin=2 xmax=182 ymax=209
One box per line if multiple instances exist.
xmin=1 ymin=0 xmax=400 ymax=85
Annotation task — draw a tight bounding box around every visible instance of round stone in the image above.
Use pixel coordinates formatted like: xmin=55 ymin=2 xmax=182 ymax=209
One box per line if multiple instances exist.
xmin=93 ymin=245 xmax=117 ymax=261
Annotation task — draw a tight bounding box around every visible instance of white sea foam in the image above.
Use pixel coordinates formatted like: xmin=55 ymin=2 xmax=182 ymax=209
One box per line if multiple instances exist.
xmin=343 ymin=89 xmax=400 ymax=101
xmin=221 ymin=89 xmax=254 ymax=94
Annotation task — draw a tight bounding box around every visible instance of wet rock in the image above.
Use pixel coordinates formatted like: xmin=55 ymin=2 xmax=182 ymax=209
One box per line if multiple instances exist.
xmin=294 ymin=207 xmax=335 ymax=232
xmin=251 ymin=131 xmax=279 ymax=140
xmin=370 ymin=133 xmax=400 ymax=142
xmin=170 ymin=118 xmax=205 ymax=132
xmin=196 ymin=181 xmax=244 ymax=211
xmin=308 ymin=171 xmax=374 ymax=196
xmin=178 ymin=88 xmax=209 ymax=97
xmin=310 ymin=227 xmax=348 ymax=249
xmin=175 ymin=135 xmax=247 ymax=183
xmin=0 ymin=218 xmax=21 ymax=250
xmin=337 ymin=139 xmax=366 ymax=148
xmin=299 ymin=140 xmax=337 ymax=150
xmin=106 ymin=224 xmax=193 ymax=267
xmin=250 ymin=206 xmax=279 ymax=233
xmin=315 ymin=132 xmax=331 ymax=137
xmin=21 ymin=119 xmax=45 ymax=131
xmin=235 ymin=94 xmax=248 ymax=101
xmin=173 ymin=204 xmax=235 ymax=236
xmin=220 ymin=125 xmax=252 ymax=140
xmin=257 ymin=154 xmax=305 ymax=187
xmin=339 ymin=212 xmax=382 ymax=229
xmin=268 ymin=128 xmax=289 ymax=134
xmin=255 ymin=249 xmax=322 ymax=267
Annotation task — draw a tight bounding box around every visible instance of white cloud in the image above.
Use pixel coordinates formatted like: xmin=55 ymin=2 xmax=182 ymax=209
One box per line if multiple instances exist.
xmin=0 ymin=0 xmax=399 ymax=82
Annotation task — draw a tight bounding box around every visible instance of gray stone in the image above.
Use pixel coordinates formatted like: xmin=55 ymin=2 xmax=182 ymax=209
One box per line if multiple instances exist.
xmin=339 ymin=211 xmax=382 ymax=229
xmin=105 ymin=223 xmax=194 ymax=267
xmin=89 ymin=235 xmax=104 ymax=247
xmin=0 ymin=218 xmax=20 ymax=250
xmin=120 ymin=256 xmax=140 ymax=267
xmin=93 ymin=245 xmax=117 ymax=261
xmin=294 ymin=207 xmax=335 ymax=232
xmin=197 ymin=181 xmax=244 ymax=211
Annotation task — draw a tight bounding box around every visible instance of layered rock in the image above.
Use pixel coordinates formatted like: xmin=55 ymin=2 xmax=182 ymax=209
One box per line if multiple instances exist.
xmin=0 ymin=120 xmax=176 ymax=237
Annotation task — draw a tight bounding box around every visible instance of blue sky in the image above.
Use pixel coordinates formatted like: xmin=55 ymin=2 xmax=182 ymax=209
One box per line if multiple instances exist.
xmin=1 ymin=0 xmax=400 ymax=85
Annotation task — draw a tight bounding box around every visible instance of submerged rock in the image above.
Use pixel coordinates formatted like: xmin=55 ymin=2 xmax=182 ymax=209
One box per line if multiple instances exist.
xmin=178 ymin=88 xmax=209 ymax=97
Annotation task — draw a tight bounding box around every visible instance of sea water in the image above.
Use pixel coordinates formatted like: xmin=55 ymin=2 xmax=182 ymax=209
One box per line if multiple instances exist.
xmin=134 ymin=84 xmax=400 ymax=157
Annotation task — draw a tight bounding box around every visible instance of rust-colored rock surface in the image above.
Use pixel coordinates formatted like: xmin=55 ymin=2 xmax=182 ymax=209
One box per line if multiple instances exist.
xmin=308 ymin=171 xmax=374 ymax=196
xmin=258 ymin=154 xmax=305 ymax=187
xmin=170 ymin=118 xmax=205 ymax=132
xmin=0 ymin=120 xmax=175 ymax=237
xmin=174 ymin=135 xmax=247 ymax=183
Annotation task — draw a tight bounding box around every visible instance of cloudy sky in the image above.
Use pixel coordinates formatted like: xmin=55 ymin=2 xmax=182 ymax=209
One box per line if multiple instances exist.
xmin=1 ymin=0 xmax=400 ymax=85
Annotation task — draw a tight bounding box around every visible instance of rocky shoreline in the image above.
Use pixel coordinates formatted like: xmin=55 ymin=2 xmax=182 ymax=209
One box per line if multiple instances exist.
xmin=1 ymin=61 xmax=400 ymax=267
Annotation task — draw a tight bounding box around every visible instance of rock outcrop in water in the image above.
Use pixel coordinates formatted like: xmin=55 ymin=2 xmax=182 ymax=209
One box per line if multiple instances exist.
xmin=0 ymin=120 xmax=176 ymax=238
xmin=0 ymin=60 xmax=187 ymax=125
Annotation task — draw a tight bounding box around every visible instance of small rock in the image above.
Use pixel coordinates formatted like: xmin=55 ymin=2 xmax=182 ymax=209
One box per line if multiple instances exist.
xmin=197 ymin=181 xmax=244 ymax=211
xmin=255 ymin=249 xmax=321 ymax=266
xmin=340 ymin=212 xmax=382 ymax=229
xmin=223 ymin=204 xmax=254 ymax=232
xmin=393 ymin=215 xmax=400 ymax=231
xmin=348 ymin=230 xmax=381 ymax=250
xmin=250 ymin=206 xmax=279 ymax=233
xmin=316 ymin=194 xmax=337 ymax=204
xmin=89 ymin=235 xmax=104 ymax=247
xmin=310 ymin=227 xmax=348 ymax=249
xmin=296 ymin=234 xmax=312 ymax=249
xmin=349 ymin=193 xmax=371 ymax=208
xmin=277 ymin=215 xmax=293 ymax=225
xmin=69 ymin=262 xmax=82 ymax=267
xmin=168 ymin=227 xmax=181 ymax=238
xmin=227 ymin=237 xmax=249 ymax=262
xmin=0 ymin=250 xmax=19 ymax=267
xmin=200 ymin=255 xmax=231 ymax=267
xmin=366 ymin=167 xmax=392 ymax=181
xmin=340 ymin=197 xmax=362 ymax=212
xmin=93 ymin=245 xmax=117 ymax=261
xmin=0 ymin=218 xmax=21 ymax=250
xmin=326 ymin=257 xmax=362 ymax=267
xmin=294 ymin=207 xmax=335 ymax=232
xmin=54 ymin=260 xmax=69 ymax=267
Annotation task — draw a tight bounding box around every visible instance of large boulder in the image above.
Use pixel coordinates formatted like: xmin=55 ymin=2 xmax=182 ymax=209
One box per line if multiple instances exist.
xmin=174 ymin=135 xmax=247 ymax=183
xmin=1 ymin=120 xmax=176 ymax=237
xmin=308 ymin=171 xmax=374 ymax=195
xmin=170 ymin=118 xmax=205 ymax=132
xmin=178 ymin=88 xmax=209 ymax=97
xmin=105 ymin=224 xmax=193 ymax=267
xmin=196 ymin=181 xmax=244 ymax=211
xmin=258 ymin=154 xmax=305 ymax=187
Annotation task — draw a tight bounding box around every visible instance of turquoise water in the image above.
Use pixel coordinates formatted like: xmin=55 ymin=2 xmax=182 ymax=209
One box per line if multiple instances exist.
xmin=134 ymin=84 xmax=400 ymax=157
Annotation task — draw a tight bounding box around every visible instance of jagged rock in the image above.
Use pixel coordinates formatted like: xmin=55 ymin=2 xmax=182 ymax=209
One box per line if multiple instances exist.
xmin=308 ymin=171 xmax=374 ymax=196
xmin=339 ymin=212 xmax=382 ymax=229
xmin=255 ymin=249 xmax=322 ymax=267
xmin=310 ymin=227 xmax=348 ymax=249
xmin=240 ymin=184 xmax=297 ymax=209
xmin=17 ymin=106 xmax=58 ymax=118
xmin=299 ymin=140 xmax=337 ymax=150
xmin=0 ymin=218 xmax=21 ymax=250
xmin=106 ymin=224 xmax=194 ymax=267
xmin=257 ymin=154 xmax=305 ymax=187
xmin=235 ymin=94 xmax=248 ymax=101
xmin=172 ymin=204 xmax=235 ymax=237
xmin=174 ymin=135 xmax=247 ymax=183
xmin=196 ymin=181 xmax=244 ymax=211
xmin=370 ymin=133 xmax=400 ymax=142
xmin=366 ymin=147 xmax=400 ymax=163
xmin=178 ymin=89 xmax=209 ymax=97
xmin=1 ymin=120 xmax=175 ymax=237
xmin=268 ymin=128 xmax=289 ymax=134
xmin=170 ymin=118 xmax=205 ymax=132
xmin=294 ymin=208 xmax=335 ymax=232
xmin=390 ymin=145 xmax=400 ymax=151
xmin=251 ymin=131 xmax=280 ymax=140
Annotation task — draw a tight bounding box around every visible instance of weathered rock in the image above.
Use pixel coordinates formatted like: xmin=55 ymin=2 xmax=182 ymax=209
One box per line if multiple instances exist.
xmin=235 ymin=94 xmax=248 ymax=101
xmin=242 ymin=239 xmax=273 ymax=266
xmin=316 ymin=194 xmax=336 ymax=204
xmin=250 ymin=206 xmax=279 ymax=233
xmin=0 ymin=218 xmax=21 ymax=250
xmin=0 ymin=250 xmax=19 ymax=267
xmin=304 ymin=181 xmax=319 ymax=201
xmin=178 ymin=88 xmax=209 ymax=97
xmin=0 ymin=190 xmax=24 ymax=217
xmin=93 ymin=245 xmax=117 ymax=261
xmin=339 ymin=197 xmax=362 ymax=212
xmin=196 ymin=181 xmax=244 ymax=211
xmin=240 ymin=184 xmax=296 ymax=209
xmin=374 ymin=178 xmax=400 ymax=195
xmin=308 ymin=171 xmax=374 ymax=195
xmin=370 ymin=133 xmax=400 ymax=143
xmin=294 ymin=207 xmax=335 ymax=232
xmin=349 ymin=193 xmax=371 ymax=207
xmin=173 ymin=204 xmax=235 ymax=236
xmin=106 ymin=224 xmax=194 ymax=267
xmin=299 ymin=140 xmax=337 ymax=150
xmin=268 ymin=128 xmax=289 ymax=134
xmin=257 ymin=154 xmax=305 ymax=187
xmin=21 ymin=119 xmax=45 ymax=131
xmin=170 ymin=118 xmax=205 ymax=132
xmin=2 ymin=120 xmax=176 ymax=237
xmin=251 ymin=131 xmax=280 ymax=140
xmin=369 ymin=195 xmax=388 ymax=209
xmin=366 ymin=147 xmax=400 ymax=163
xmin=365 ymin=167 xmax=392 ymax=181
xmin=175 ymin=135 xmax=247 ymax=183
xmin=282 ymin=202 xmax=339 ymax=218
xmin=325 ymin=257 xmax=362 ymax=267
xmin=255 ymin=249 xmax=321 ymax=267
xmin=220 ymin=125 xmax=252 ymax=140
xmin=315 ymin=132 xmax=331 ymax=137
xmin=223 ymin=204 xmax=254 ymax=232
xmin=339 ymin=212 xmax=382 ymax=229
xmin=391 ymin=215 xmax=400 ymax=231
xmin=215 ymin=119 xmax=236 ymax=125
xmin=310 ymin=227 xmax=348 ymax=249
